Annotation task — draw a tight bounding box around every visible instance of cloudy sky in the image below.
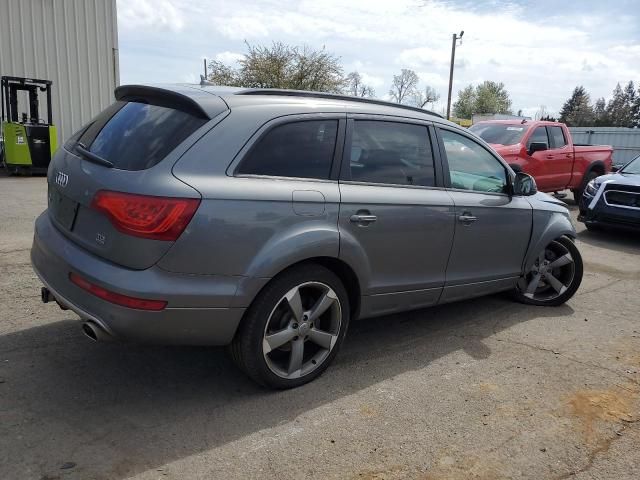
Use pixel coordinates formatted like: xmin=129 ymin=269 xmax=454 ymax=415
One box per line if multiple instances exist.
xmin=117 ymin=0 xmax=640 ymax=118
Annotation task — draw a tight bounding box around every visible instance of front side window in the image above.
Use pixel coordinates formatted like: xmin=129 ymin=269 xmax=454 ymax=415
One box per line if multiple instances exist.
xmin=238 ymin=120 xmax=338 ymax=180
xmin=440 ymin=129 xmax=508 ymax=194
xmin=548 ymin=126 xmax=567 ymax=148
xmin=528 ymin=127 xmax=549 ymax=149
xmin=348 ymin=121 xmax=435 ymax=187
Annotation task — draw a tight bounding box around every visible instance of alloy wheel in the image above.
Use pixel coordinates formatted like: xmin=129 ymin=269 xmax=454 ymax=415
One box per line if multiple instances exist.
xmin=262 ymin=281 xmax=342 ymax=379
xmin=518 ymin=240 xmax=576 ymax=302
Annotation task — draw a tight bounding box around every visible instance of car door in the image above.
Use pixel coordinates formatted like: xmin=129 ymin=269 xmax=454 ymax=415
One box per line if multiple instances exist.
xmin=338 ymin=117 xmax=455 ymax=317
xmin=545 ymin=125 xmax=574 ymax=189
xmin=436 ymin=126 xmax=532 ymax=303
xmin=525 ymin=125 xmax=572 ymax=191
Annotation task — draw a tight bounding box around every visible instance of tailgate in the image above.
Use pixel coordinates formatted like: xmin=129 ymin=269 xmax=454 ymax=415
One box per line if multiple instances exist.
xmin=46 ymin=86 xmax=226 ymax=270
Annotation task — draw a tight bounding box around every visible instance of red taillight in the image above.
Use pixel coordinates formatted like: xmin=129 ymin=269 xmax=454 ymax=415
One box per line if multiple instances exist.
xmin=69 ymin=272 xmax=167 ymax=311
xmin=91 ymin=190 xmax=200 ymax=241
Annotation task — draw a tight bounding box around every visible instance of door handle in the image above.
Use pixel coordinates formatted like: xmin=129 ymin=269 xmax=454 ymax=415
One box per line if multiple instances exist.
xmin=458 ymin=213 xmax=477 ymax=224
xmin=350 ymin=214 xmax=377 ymax=224
xmin=546 ymin=154 xmax=554 ymax=159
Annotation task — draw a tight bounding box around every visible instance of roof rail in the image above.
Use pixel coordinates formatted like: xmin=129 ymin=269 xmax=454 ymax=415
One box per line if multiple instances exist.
xmin=236 ymin=88 xmax=445 ymax=119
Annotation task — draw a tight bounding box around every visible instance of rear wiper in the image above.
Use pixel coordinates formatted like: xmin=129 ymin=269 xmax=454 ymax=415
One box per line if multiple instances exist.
xmin=75 ymin=143 xmax=114 ymax=168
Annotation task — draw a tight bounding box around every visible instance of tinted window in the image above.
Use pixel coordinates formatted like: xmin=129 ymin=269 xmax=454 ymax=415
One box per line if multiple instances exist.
xmin=348 ymin=121 xmax=435 ymax=187
xmin=528 ymin=126 xmax=549 ymax=148
xmin=69 ymin=101 xmax=207 ymax=171
xmin=548 ymin=126 xmax=567 ymax=148
xmin=468 ymin=123 xmax=529 ymax=145
xmin=440 ymin=129 xmax=508 ymax=193
xmin=238 ymin=120 xmax=338 ymax=179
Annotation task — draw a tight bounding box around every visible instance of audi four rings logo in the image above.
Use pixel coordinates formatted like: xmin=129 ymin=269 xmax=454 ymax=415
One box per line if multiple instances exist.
xmin=55 ymin=171 xmax=69 ymax=188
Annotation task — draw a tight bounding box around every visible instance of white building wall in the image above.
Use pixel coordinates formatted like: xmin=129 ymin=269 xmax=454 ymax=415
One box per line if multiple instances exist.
xmin=0 ymin=0 xmax=119 ymax=144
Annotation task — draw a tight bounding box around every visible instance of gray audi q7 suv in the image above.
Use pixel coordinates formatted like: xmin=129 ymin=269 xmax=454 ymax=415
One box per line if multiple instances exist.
xmin=32 ymin=85 xmax=583 ymax=388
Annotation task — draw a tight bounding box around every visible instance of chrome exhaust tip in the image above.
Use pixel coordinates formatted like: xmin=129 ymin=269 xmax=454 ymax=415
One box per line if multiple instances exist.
xmin=81 ymin=321 xmax=113 ymax=342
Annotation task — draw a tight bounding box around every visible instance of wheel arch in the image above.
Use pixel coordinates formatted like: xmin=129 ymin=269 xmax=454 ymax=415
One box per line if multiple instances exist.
xmin=242 ymin=256 xmax=362 ymax=322
xmin=523 ymin=211 xmax=576 ymax=272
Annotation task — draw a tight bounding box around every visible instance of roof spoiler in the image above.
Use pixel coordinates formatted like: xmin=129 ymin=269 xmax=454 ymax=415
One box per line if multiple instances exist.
xmin=114 ymin=85 xmax=223 ymax=119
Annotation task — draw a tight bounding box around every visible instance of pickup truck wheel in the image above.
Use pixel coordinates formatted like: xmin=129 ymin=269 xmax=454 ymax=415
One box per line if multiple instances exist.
xmin=573 ymin=171 xmax=600 ymax=203
xmin=230 ymin=264 xmax=350 ymax=389
xmin=513 ymin=236 xmax=583 ymax=307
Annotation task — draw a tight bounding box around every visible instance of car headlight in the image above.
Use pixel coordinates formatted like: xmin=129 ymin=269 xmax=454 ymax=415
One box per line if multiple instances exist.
xmin=584 ymin=179 xmax=598 ymax=196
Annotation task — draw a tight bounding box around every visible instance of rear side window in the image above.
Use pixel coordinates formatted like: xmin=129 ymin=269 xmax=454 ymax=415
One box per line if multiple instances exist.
xmin=548 ymin=126 xmax=567 ymax=148
xmin=68 ymin=101 xmax=207 ymax=171
xmin=348 ymin=121 xmax=435 ymax=187
xmin=238 ymin=120 xmax=338 ymax=179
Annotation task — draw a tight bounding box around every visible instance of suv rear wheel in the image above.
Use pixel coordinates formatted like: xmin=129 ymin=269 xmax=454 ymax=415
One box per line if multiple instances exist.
xmin=230 ymin=264 xmax=350 ymax=389
xmin=513 ymin=236 xmax=583 ymax=306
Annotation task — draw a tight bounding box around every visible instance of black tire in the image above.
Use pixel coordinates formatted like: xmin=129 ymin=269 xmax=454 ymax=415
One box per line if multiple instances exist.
xmin=512 ymin=236 xmax=583 ymax=307
xmin=584 ymin=223 xmax=603 ymax=232
xmin=230 ymin=264 xmax=350 ymax=389
xmin=573 ymin=171 xmax=600 ymax=203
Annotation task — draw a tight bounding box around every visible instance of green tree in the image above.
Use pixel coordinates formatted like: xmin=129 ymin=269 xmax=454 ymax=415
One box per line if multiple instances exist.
xmin=593 ymin=97 xmax=609 ymax=126
xmin=452 ymin=85 xmax=475 ymax=118
xmin=452 ymin=81 xmax=512 ymax=118
xmin=207 ymin=42 xmax=345 ymax=93
xmin=559 ymin=86 xmax=594 ymax=126
xmin=605 ymin=83 xmax=632 ymax=127
xmin=633 ymin=83 xmax=640 ymax=127
xmin=344 ymin=71 xmax=375 ymax=98
xmin=623 ymin=81 xmax=637 ymax=127
xmin=389 ymin=69 xmax=419 ymax=104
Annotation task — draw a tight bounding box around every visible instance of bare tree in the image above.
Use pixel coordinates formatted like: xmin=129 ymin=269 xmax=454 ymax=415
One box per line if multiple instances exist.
xmin=389 ymin=69 xmax=419 ymax=104
xmin=535 ymin=105 xmax=547 ymax=121
xmin=412 ymin=85 xmax=440 ymax=109
xmin=345 ymin=71 xmax=375 ymax=98
xmin=207 ymin=42 xmax=345 ymax=93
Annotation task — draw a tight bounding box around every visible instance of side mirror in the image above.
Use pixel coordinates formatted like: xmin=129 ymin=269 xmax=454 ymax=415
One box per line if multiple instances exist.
xmin=528 ymin=142 xmax=548 ymax=155
xmin=611 ymin=164 xmax=621 ymax=173
xmin=513 ymin=172 xmax=538 ymax=196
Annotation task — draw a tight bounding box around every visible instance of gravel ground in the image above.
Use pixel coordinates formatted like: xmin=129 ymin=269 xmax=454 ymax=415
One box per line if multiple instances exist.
xmin=0 ymin=174 xmax=639 ymax=480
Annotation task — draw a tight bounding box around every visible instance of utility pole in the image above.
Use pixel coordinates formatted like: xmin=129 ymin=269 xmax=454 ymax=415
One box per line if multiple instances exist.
xmin=203 ymin=58 xmax=207 ymax=80
xmin=446 ymin=30 xmax=464 ymax=120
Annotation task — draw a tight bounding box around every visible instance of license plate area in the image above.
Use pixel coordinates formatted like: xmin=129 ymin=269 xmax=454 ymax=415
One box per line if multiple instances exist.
xmin=49 ymin=187 xmax=79 ymax=230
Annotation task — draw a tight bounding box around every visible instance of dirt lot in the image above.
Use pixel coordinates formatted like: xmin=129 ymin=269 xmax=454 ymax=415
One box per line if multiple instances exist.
xmin=1 ymin=174 xmax=639 ymax=480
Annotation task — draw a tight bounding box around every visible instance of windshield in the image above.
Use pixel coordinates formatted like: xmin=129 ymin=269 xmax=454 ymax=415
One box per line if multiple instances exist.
xmin=469 ymin=123 xmax=529 ymax=146
xmin=621 ymin=155 xmax=640 ymax=174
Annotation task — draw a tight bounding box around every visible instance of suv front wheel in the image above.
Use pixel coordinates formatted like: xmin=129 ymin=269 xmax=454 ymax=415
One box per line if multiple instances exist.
xmin=230 ymin=264 xmax=350 ymax=389
xmin=513 ymin=236 xmax=583 ymax=306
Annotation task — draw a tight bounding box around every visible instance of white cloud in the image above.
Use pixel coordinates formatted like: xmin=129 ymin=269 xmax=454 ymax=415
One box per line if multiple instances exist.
xmin=117 ymin=0 xmax=640 ymax=113
xmin=214 ymin=51 xmax=244 ymax=65
xmin=118 ymin=0 xmax=185 ymax=32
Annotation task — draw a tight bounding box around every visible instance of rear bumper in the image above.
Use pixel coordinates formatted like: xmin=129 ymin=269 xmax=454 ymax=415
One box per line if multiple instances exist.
xmin=31 ymin=212 xmax=247 ymax=345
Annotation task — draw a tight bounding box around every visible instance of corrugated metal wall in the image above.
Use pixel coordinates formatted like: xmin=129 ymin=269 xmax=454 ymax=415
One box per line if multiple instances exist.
xmin=0 ymin=0 xmax=118 ymax=144
xmin=569 ymin=127 xmax=640 ymax=166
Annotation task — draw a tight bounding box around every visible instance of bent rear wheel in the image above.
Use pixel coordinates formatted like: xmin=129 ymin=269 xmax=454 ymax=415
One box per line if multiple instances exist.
xmin=513 ymin=236 xmax=583 ymax=306
xmin=230 ymin=265 xmax=349 ymax=389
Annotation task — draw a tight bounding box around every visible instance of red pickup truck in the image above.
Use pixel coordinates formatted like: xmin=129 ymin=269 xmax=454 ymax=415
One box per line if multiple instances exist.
xmin=469 ymin=120 xmax=613 ymax=200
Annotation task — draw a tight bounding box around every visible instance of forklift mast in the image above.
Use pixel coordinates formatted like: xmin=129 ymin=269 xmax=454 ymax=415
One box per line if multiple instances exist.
xmin=1 ymin=76 xmax=53 ymax=125
xmin=1 ymin=76 xmax=57 ymax=173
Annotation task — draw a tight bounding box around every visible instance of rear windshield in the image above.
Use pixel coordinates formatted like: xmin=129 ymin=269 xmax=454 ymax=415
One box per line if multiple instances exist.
xmin=469 ymin=123 xmax=529 ymax=146
xmin=66 ymin=101 xmax=207 ymax=170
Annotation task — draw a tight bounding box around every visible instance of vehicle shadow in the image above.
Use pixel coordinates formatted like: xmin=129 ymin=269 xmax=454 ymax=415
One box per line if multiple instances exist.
xmin=576 ymin=227 xmax=640 ymax=254
xmin=0 ymin=295 xmax=573 ymax=479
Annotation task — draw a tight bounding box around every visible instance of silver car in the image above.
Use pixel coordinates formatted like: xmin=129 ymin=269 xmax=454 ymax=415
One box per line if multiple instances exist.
xmin=32 ymin=86 xmax=583 ymax=389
